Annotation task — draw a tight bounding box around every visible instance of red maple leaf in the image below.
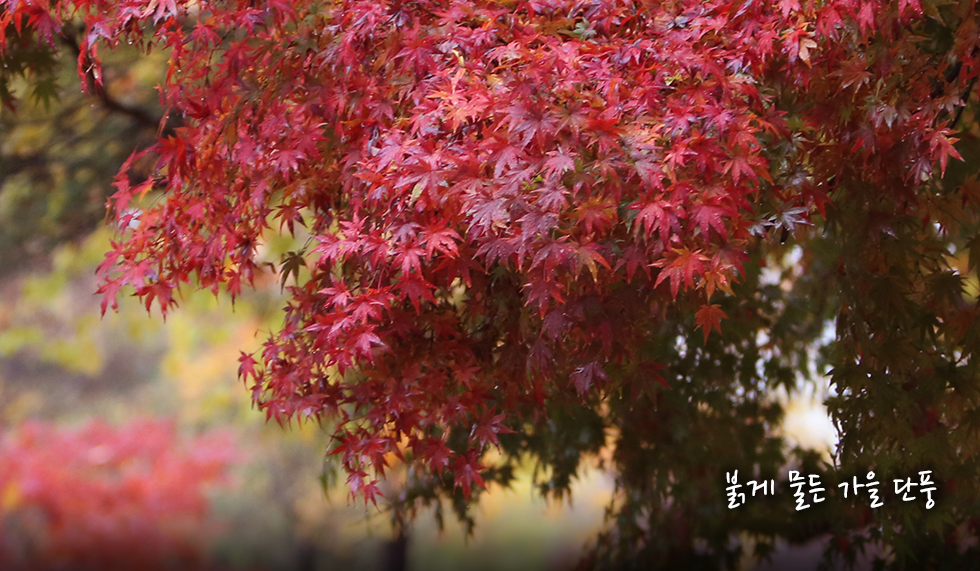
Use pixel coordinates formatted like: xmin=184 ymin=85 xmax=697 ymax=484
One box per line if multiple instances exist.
xmin=695 ymin=304 xmax=728 ymax=342
xmin=652 ymin=247 xmax=708 ymax=299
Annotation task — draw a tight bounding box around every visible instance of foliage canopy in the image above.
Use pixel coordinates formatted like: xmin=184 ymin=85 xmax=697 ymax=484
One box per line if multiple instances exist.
xmin=4 ymin=0 xmax=980 ymax=567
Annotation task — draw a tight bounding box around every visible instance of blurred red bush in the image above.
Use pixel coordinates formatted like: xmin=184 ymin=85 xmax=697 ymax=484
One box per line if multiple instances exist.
xmin=0 ymin=419 xmax=235 ymax=571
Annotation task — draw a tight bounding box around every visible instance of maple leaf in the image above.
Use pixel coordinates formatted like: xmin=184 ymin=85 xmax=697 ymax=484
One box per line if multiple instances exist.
xmin=898 ymin=0 xmax=923 ymax=19
xmin=691 ymin=202 xmax=731 ymax=239
xmin=543 ymin=147 xmax=576 ymax=179
xmin=279 ymin=250 xmax=306 ymax=290
xmin=570 ymin=361 xmax=608 ymax=395
xmin=928 ymin=128 xmax=963 ymax=176
xmin=652 ymin=247 xmax=708 ymax=299
xmin=778 ymin=0 xmax=802 ymax=18
xmin=472 ymin=410 xmax=515 ymax=449
xmin=453 ymin=453 xmax=486 ymax=501
xmin=616 ymin=244 xmax=651 ymax=283
xmin=769 ymin=205 xmax=811 ymax=234
xmin=238 ymin=351 xmax=258 ymax=381
xmin=574 ymin=198 xmax=616 ymax=236
xmin=142 ymin=0 xmax=179 ymax=24
xmin=422 ymin=226 xmax=461 ymax=259
xmin=352 ymin=328 xmax=385 ymax=358
xmin=396 ymin=276 xmax=436 ymax=312
xmin=524 ymin=276 xmax=565 ymax=315
xmin=634 ymin=200 xmax=677 ymax=243
xmin=396 ymin=244 xmax=425 ymax=274
xmin=420 ymin=438 xmax=453 ymax=475
xmin=529 ymin=238 xmax=574 ymax=276
xmin=320 ymin=282 xmax=352 ymax=309
xmin=575 ymin=242 xmax=611 ymax=281
xmin=274 ymin=147 xmax=304 ymax=174
xmin=700 ymin=266 xmax=735 ymax=300
xmin=694 ymin=304 xmax=727 ymax=343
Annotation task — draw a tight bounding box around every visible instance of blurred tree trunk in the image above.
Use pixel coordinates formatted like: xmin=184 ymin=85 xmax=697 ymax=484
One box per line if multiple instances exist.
xmin=384 ymin=528 xmax=408 ymax=571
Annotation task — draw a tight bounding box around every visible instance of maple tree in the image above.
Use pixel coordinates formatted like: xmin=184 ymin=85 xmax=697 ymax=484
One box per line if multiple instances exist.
xmin=4 ymin=0 xmax=980 ymax=567
xmin=0 ymin=419 xmax=234 ymax=570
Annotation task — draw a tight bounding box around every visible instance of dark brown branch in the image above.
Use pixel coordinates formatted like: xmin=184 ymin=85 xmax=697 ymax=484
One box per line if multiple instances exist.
xmin=951 ymin=76 xmax=977 ymax=132
xmin=0 ymin=152 xmax=49 ymax=177
xmin=58 ymin=29 xmax=163 ymax=132
xmin=949 ymin=45 xmax=980 ymax=132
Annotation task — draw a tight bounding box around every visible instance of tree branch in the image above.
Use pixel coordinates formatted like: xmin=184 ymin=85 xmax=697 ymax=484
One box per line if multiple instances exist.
xmin=0 ymin=152 xmax=49 ymax=177
xmin=951 ymin=76 xmax=977 ymax=132
xmin=58 ymin=30 xmax=164 ymax=132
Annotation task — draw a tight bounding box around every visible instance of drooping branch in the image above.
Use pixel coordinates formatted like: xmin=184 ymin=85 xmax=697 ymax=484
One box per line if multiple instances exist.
xmin=0 ymin=151 xmax=47 ymax=176
xmin=58 ymin=28 xmax=162 ymax=133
